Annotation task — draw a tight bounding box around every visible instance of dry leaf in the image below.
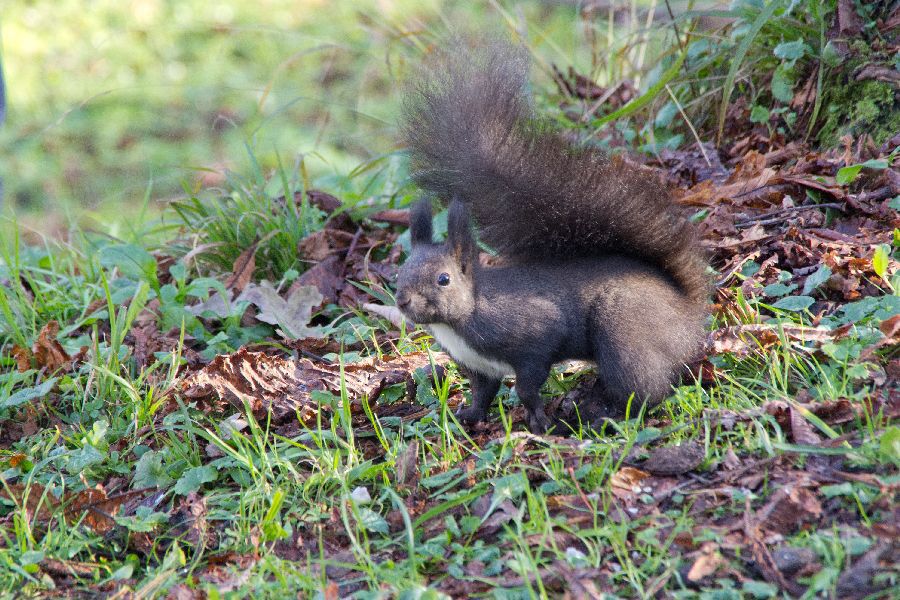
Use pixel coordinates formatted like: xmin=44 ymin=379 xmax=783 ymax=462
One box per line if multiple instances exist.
xmin=394 ymin=440 xmax=419 ymax=489
xmin=789 ymin=407 xmax=823 ymax=446
xmin=32 ymin=321 xmax=72 ymax=372
xmin=240 ymin=281 xmax=323 ymax=339
xmin=180 ymin=348 xmax=437 ymax=427
xmin=11 ymin=345 xmax=31 ymax=372
xmin=224 ymin=243 xmax=257 ymax=294
xmin=609 ymin=466 xmax=650 ymax=493
xmin=754 ymin=485 xmax=823 ymax=536
xmin=687 ymin=543 xmax=723 ymax=582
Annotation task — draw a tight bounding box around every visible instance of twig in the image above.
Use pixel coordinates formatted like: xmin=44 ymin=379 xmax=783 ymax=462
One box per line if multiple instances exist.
xmin=665 ymin=83 xmax=711 ymax=167
xmin=734 ymin=202 xmax=845 ymax=228
xmin=580 ymin=81 xmax=625 ymax=123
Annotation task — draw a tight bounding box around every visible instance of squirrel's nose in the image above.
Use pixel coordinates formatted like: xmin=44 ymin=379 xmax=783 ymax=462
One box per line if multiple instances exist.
xmin=396 ymin=290 xmax=411 ymax=309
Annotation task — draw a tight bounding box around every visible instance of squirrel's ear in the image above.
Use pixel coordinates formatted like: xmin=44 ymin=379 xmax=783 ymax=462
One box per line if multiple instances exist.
xmin=409 ymin=199 xmax=433 ymax=246
xmin=447 ymin=198 xmax=477 ymax=273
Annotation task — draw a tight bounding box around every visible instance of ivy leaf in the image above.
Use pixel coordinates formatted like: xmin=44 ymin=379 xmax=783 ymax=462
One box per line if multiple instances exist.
xmin=763 ymin=282 xmax=797 ymax=298
xmin=172 ymin=465 xmax=218 ymax=496
xmin=1 ymin=378 xmax=57 ymax=410
xmin=772 ymin=295 xmax=815 ymax=312
xmin=771 ymin=67 xmax=794 ymax=103
xmin=67 ymin=445 xmax=105 ymax=474
xmin=773 ymin=39 xmax=808 ymax=64
xmin=132 ymin=450 xmax=173 ymax=489
xmin=837 ymin=159 xmax=889 ymax=185
xmin=750 ymin=105 xmax=770 ymax=124
xmin=802 ymin=265 xmax=832 ymax=295
xmin=358 ymin=507 xmax=389 ymax=534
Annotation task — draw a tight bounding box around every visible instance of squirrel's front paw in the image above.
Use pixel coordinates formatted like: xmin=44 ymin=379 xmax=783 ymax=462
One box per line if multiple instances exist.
xmin=455 ymin=406 xmax=487 ymax=424
xmin=526 ymin=409 xmax=553 ymax=434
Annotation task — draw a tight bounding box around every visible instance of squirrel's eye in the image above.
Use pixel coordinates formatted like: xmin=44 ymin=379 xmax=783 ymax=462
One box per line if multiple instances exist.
xmin=437 ymin=272 xmax=451 ymax=286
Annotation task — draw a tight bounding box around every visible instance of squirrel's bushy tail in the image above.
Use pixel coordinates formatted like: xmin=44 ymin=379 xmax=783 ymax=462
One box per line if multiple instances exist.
xmin=403 ymin=40 xmax=708 ymax=304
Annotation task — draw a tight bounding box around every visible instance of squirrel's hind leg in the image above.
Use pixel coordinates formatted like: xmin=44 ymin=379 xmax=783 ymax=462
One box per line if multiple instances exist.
xmin=514 ymin=364 xmax=553 ymax=433
xmin=586 ymin=333 xmax=668 ymax=424
xmin=455 ymin=369 xmax=502 ymax=425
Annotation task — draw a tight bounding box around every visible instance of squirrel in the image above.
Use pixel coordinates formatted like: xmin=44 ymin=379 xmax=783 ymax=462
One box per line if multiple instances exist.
xmin=394 ymin=41 xmax=708 ymax=433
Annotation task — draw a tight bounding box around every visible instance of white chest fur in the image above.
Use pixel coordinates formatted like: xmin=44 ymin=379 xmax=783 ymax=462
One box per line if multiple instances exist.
xmin=428 ymin=323 xmax=514 ymax=379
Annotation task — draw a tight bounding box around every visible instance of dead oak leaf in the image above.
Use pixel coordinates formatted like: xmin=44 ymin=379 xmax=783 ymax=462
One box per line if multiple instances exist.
xmin=33 ymin=321 xmax=73 ymax=372
xmin=754 ymin=485 xmax=823 ymax=536
xmin=11 ymin=345 xmax=31 ymax=372
xmin=240 ymin=281 xmax=323 ymax=339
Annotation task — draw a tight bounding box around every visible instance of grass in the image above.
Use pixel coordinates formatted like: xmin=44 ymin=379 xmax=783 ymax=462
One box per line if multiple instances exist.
xmin=1 ymin=183 xmax=896 ymax=595
xmin=2 ymin=0 xmax=899 ymax=597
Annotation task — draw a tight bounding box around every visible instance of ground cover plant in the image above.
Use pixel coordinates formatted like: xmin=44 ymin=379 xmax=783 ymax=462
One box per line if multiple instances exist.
xmin=1 ymin=0 xmax=898 ymax=598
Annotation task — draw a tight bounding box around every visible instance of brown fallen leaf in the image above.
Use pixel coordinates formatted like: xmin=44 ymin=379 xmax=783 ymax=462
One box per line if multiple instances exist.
xmin=11 ymin=345 xmax=31 ymax=372
xmin=63 ymin=487 xmax=140 ymax=535
xmin=295 ymin=255 xmax=345 ymax=307
xmin=1 ymin=483 xmax=58 ymax=521
xmin=180 ymin=348 xmax=438 ymax=427
xmin=879 ymin=314 xmax=900 ymax=340
xmin=707 ymin=323 xmax=845 ymax=358
xmin=368 ymin=209 xmax=410 ymax=226
xmin=687 ymin=542 xmax=724 ymax=582
xmin=170 ymin=491 xmax=216 ymax=549
xmin=608 ymin=466 xmax=650 ymax=496
xmin=789 ymin=406 xmax=823 ymax=446
xmin=1 ymin=483 xmax=142 ymax=535
xmin=744 ymin=497 xmax=807 ymax=596
xmin=32 ymin=321 xmax=72 ymax=372
xmin=394 ymin=440 xmax=419 ymax=490
xmin=723 ymin=446 xmax=742 ymax=470
xmin=753 ymin=485 xmax=823 ymax=536
xmin=306 ymin=189 xmax=342 ymax=214
xmin=299 ymin=229 xmax=334 ymax=262
xmin=323 ymin=581 xmax=340 ymax=600
xmin=224 ymin=242 xmax=258 ymax=294
xmin=41 ymin=558 xmax=101 ymax=578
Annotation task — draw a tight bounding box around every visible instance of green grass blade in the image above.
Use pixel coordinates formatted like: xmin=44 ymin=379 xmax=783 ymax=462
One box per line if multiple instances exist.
xmin=591 ymin=48 xmax=687 ymax=131
xmin=716 ymin=0 xmax=782 ymax=143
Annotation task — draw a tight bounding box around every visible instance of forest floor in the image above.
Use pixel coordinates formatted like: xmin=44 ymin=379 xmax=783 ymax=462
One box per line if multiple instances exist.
xmin=1 ymin=2 xmax=899 ymax=599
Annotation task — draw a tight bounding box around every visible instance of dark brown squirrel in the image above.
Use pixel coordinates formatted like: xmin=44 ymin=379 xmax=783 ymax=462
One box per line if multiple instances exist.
xmin=394 ymin=40 xmax=709 ymax=433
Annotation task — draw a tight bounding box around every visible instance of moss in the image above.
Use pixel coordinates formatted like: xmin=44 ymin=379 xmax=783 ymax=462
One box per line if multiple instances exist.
xmin=817 ymin=76 xmax=899 ymax=148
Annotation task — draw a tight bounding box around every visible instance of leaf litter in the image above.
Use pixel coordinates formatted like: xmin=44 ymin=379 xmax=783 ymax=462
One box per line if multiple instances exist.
xmin=3 ymin=46 xmax=900 ymax=600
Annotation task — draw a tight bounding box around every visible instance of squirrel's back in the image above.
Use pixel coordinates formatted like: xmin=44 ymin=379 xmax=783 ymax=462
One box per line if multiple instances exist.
xmin=403 ymin=40 xmax=708 ymax=305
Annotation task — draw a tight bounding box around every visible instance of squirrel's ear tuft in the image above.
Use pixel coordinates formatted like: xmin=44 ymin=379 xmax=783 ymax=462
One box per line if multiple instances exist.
xmin=447 ymin=198 xmax=477 ymax=273
xmin=409 ymin=199 xmax=433 ymax=246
